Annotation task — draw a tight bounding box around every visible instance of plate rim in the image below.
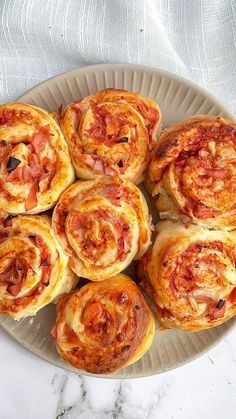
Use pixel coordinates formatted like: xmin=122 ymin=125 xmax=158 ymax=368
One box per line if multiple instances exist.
xmin=1 ymin=62 xmax=235 ymax=379
xmin=18 ymin=62 xmax=235 ymax=120
xmin=1 ymin=314 xmax=236 ymax=379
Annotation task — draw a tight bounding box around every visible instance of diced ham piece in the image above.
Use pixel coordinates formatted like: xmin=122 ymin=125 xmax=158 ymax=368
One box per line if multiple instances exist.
xmin=29 ymin=154 xmax=42 ymax=178
xmin=0 ymin=232 xmax=8 ymax=243
xmin=104 ymin=183 xmax=121 ymax=199
xmin=117 ymin=236 xmax=125 ymax=259
xmin=137 ymin=102 xmax=158 ymax=121
xmin=7 ymin=283 xmax=22 ymax=296
xmin=0 ymin=257 xmax=26 ymax=296
xmin=39 ymin=172 xmax=51 ymax=190
xmin=8 ymin=159 xmax=42 ymax=184
xmin=230 ymin=288 xmax=236 ymax=303
xmin=81 ymin=154 xmax=95 ymax=167
xmin=45 ymin=161 xmax=54 ymax=173
xmin=193 ymin=205 xmax=219 ymax=219
xmin=22 ymin=165 xmax=33 ymax=182
xmin=31 ymin=125 xmax=50 ymax=154
xmin=91 ymin=105 xmax=103 ymax=119
xmin=210 ymin=304 xmax=226 ymax=319
xmin=194 ymin=294 xmax=215 ymax=304
xmin=105 ymin=116 xmax=124 ymax=136
xmin=93 ymin=160 xmax=104 ymax=173
xmin=0 ymin=267 xmax=13 ymax=284
xmin=207 ymin=168 xmax=228 ymax=180
xmin=0 ymin=144 xmax=13 ymax=161
xmin=87 ymin=122 xmax=103 ymax=139
xmin=71 ymin=213 xmax=88 ymax=230
xmin=119 ymin=166 xmax=126 ymax=174
xmin=25 ymin=182 xmax=39 ymax=211
xmin=7 ymin=166 xmax=23 ymax=182
xmin=40 ymin=172 xmax=49 ymax=181
xmin=104 ymin=166 xmax=118 ymax=176
xmin=27 ymin=144 xmax=34 ymax=153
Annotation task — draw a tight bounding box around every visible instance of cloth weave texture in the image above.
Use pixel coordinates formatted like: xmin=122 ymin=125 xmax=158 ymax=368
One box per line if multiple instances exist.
xmin=0 ymin=0 xmax=236 ymax=114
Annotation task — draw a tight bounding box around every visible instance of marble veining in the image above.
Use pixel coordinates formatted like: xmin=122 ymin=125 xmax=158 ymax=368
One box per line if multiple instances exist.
xmin=1 ymin=326 xmax=236 ymax=419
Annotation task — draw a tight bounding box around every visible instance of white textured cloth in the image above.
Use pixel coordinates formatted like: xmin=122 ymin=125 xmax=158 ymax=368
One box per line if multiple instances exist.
xmin=0 ymin=0 xmax=236 ymax=114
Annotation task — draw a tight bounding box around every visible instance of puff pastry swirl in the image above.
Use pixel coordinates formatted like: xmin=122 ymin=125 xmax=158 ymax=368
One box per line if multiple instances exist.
xmin=60 ymin=88 xmax=162 ymax=184
xmin=52 ymin=177 xmax=151 ymax=280
xmin=0 ymin=102 xmax=74 ymax=214
xmin=51 ymin=274 xmax=155 ymax=374
xmin=138 ymin=221 xmax=236 ymax=331
xmin=0 ymin=214 xmax=78 ymax=319
xmin=147 ymin=116 xmax=236 ymax=229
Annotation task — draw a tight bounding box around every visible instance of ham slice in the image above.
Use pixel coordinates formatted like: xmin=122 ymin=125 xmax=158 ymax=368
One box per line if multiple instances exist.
xmin=0 ymin=144 xmax=13 ymax=161
xmin=93 ymin=159 xmax=104 ymax=173
xmin=80 ymin=154 xmax=96 ymax=168
xmin=105 ymin=115 xmax=124 ymax=136
xmin=193 ymin=204 xmax=219 ymax=219
xmin=137 ymin=102 xmax=157 ymax=121
xmin=31 ymin=125 xmax=50 ymax=154
xmin=104 ymin=166 xmax=118 ymax=176
xmin=29 ymin=154 xmax=42 ymax=178
xmin=210 ymin=304 xmax=226 ymax=319
xmin=0 ymin=259 xmax=26 ymax=295
xmin=0 ymin=266 xmax=13 ymax=284
xmin=25 ymin=182 xmax=39 ymax=211
xmin=230 ymin=288 xmax=236 ymax=303
xmin=7 ymin=166 xmax=23 ymax=182
xmin=22 ymin=165 xmax=33 ymax=182
xmin=7 ymin=283 xmax=22 ymax=296
xmin=87 ymin=122 xmax=103 ymax=139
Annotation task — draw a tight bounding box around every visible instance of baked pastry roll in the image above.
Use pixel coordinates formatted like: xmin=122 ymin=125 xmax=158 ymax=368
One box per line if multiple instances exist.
xmin=52 ymin=177 xmax=151 ymax=280
xmin=0 ymin=214 xmax=78 ymax=319
xmin=60 ymin=88 xmax=162 ymax=184
xmin=50 ymin=273 xmax=155 ymax=374
xmin=0 ymin=102 xmax=74 ymax=214
xmin=138 ymin=221 xmax=236 ymax=331
xmin=147 ymin=115 xmax=236 ymax=229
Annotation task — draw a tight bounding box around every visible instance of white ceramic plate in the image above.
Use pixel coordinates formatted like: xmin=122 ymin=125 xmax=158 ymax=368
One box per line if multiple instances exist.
xmin=0 ymin=64 xmax=235 ymax=378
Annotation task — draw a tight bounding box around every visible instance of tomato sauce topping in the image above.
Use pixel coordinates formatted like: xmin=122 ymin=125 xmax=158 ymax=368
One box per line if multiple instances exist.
xmin=173 ymin=124 xmax=236 ymax=218
xmin=0 ymin=124 xmax=56 ymax=210
xmin=81 ymin=301 xmax=111 ymax=334
xmin=70 ymin=209 xmax=131 ymax=262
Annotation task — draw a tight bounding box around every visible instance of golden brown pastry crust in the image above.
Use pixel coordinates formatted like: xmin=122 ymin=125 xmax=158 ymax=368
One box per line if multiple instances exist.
xmin=147 ymin=115 xmax=236 ymax=229
xmin=0 ymin=102 xmax=74 ymax=214
xmin=138 ymin=221 xmax=236 ymax=331
xmin=0 ymin=214 xmax=78 ymax=319
xmin=51 ymin=274 xmax=155 ymax=374
xmin=52 ymin=177 xmax=151 ymax=280
xmin=60 ymin=88 xmax=162 ymax=184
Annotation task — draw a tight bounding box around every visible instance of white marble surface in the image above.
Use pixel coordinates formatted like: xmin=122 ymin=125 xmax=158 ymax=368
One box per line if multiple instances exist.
xmin=0 ymin=326 xmax=236 ymax=419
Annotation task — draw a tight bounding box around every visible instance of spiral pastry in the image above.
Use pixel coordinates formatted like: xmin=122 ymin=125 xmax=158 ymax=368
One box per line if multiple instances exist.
xmin=52 ymin=177 xmax=151 ymax=280
xmin=147 ymin=115 xmax=236 ymax=229
xmin=0 ymin=102 xmax=74 ymax=214
xmin=60 ymin=88 xmax=162 ymax=184
xmin=0 ymin=214 xmax=78 ymax=319
xmin=138 ymin=221 xmax=236 ymax=331
xmin=51 ymin=273 xmax=155 ymax=374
